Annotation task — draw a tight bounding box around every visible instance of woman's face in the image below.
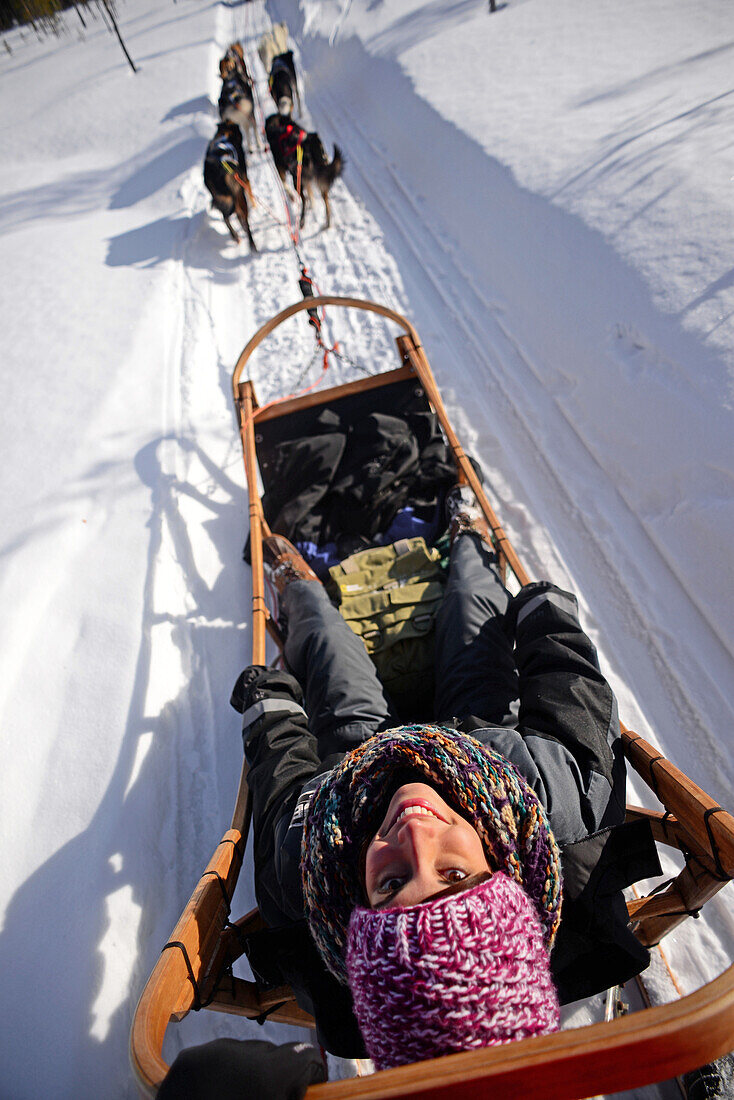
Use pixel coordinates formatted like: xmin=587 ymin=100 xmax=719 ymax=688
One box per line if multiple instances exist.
xmin=363 ymin=782 xmax=491 ymax=908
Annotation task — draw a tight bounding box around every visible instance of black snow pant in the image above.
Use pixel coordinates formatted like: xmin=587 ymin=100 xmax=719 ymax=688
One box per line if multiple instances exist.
xmin=281 ymin=532 xmax=515 ymax=753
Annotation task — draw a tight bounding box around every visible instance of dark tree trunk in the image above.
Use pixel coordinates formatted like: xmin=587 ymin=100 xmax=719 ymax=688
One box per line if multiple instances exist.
xmin=100 ymin=0 xmax=137 ymax=72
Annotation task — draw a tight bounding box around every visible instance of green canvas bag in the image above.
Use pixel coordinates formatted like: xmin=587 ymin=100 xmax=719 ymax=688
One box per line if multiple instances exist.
xmin=328 ymin=538 xmax=445 ymax=717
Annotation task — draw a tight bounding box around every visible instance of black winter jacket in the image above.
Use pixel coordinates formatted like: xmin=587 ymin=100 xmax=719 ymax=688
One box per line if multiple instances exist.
xmin=231 ymin=583 xmax=659 ymax=1054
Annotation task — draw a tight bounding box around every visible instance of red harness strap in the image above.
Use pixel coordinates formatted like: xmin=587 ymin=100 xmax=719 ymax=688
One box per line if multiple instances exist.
xmin=279 ymin=123 xmax=307 ymax=163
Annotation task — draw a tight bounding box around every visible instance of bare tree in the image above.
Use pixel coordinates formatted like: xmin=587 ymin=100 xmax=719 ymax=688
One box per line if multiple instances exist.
xmin=100 ymin=0 xmax=137 ymax=72
xmin=0 ymin=0 xmax=137 ymax=67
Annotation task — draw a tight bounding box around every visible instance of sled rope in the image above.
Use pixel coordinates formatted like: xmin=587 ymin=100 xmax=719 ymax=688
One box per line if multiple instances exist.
xmin=240 ymin=351 xmax=331 ymax=436
xmin=294 ymin=259 xmax=375 ymax=376
xmin=219 ymin=835 xmax=245 ymax=858
xmin=161 ymin=938 xmax=238 ymax=1014
xmin=161 ymin=941 xmax=203 ymax=1011
xmin=238 ymin=24 xmax=366 ymax=390
xmin=252 ymin=193 xmax=286 ymax=228
xmin=236 ymin=9 xmax=361 ymax=383
xmin=202 ymin=869 xmax=232 ymax=916
xmin=703 ymin=806 xmax=729 ymax=880
xmin=240 ymin=28 xmax=295 ymax=232
xmin=646 ymin=754 xmax=728 ymax=879
xmin=222 ymin=160 xmax=256 ymax=207
xmin=297 ymin=262 xmax=324 ymax=338
xmin=245 ymin=56 xmax=315 ymax=301
xmin=254 ymin=1000 xmax=289 ymax=1026
xmin=162 ymin=867 xmax=245 ymax=1013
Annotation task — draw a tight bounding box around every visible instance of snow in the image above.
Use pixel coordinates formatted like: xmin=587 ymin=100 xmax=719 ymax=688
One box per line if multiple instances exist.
xmin=0 ymin=0 xmax=732 ymax=1096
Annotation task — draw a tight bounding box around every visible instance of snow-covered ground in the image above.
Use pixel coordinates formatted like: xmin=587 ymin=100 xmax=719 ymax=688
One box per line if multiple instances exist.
xmin=0 ymin=0 xmax=732 ymax=1096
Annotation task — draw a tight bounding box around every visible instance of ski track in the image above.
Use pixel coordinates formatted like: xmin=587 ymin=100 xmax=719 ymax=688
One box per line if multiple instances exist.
xmin=300 ymin=76 xmax=734 ymax=1082
xmin=224 ymin=5 xmax=411 ymax=404
xmin=131 ymin=0 xmax=733 ymax=1090
xmin=307 ymin=82 xmax=734 ymax=801
xmin=155 ymin=131 xmax=222 ymax=926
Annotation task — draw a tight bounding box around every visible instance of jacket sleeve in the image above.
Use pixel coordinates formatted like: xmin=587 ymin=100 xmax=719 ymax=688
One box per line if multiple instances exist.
xmin=472 ymin=582 xmax=625 ymax=845
xmin=230 ymin=666 xmax=325 ymax=925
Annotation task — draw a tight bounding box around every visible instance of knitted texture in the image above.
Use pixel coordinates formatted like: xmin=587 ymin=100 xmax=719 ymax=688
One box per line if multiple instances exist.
xmin=346 ymin=873 xmax=560 ymax=1069
xmin=301 ymin=724 xmax=562 ymax=982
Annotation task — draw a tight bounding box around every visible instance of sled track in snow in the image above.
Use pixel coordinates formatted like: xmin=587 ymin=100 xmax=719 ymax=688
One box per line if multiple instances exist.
xmin=205 ymin=0 xmax=734 ymax=924
xmin=303 ymin=86 xmax=734 ymax=805
xmin=196 ymin=12 xmax=734 ymax=954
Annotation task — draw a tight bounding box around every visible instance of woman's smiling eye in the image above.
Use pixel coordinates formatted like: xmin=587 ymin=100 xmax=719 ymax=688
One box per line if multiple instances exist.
xmin=377 ymin=868 xmax=468 ymax=896
xmin=443 ymin=869 xmax=468 ymax=884
xmin=377 ymin=875 xmax=406 ymax=894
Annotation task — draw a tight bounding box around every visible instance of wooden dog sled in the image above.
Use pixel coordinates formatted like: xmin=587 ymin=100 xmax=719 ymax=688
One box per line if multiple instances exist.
xmin=130 ymin=297 xmax=734 ymax=1097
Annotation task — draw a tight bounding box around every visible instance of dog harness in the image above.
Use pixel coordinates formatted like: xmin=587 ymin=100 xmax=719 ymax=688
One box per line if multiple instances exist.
xmin=276 ymin=123 xmax=307 ymax=164
xmin=209 ymin=138 xmax=239 ymax=170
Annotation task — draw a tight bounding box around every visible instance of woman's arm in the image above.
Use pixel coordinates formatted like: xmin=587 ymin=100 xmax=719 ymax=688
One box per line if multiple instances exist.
xmin=231 ymin=665 xmax=323 ymax=924
xmin=473 ymin=582 xmax=625 ymax=845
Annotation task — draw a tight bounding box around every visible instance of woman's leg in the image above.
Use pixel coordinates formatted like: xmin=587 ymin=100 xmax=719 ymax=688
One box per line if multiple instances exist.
xmin=282 ymin=580 xmax=396 ymax=760
xmin=434 ymin=533 xmax=519 ymax=727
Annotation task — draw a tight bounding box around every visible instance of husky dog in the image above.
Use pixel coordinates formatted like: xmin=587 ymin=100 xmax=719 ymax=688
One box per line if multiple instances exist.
xmin=257 ymin=22 xmax=288 ymax=73
xmin=268 ymin=51 xmax=301 ymax=117
xmin=203 ymin=122 xmax=257 ymax=250
xmin=218 ymin=70 xmax=260 ymax=153
xmin=265 ymin=113 xmax=343 ymax=229
xmin=219 ymin=41 xmax=249 ymax=81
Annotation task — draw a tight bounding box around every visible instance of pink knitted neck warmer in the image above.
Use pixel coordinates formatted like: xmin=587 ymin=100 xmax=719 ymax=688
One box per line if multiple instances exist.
xmin=346 ymin=873 xmax=560 ymax=1070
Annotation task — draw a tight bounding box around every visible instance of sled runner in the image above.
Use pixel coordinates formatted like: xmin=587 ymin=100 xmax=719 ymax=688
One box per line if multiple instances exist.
xmin=130 ymin=297 xmax=734 ymax=1097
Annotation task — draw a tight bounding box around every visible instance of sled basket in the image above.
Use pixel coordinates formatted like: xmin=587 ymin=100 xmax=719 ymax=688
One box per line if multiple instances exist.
xmin=130 ymin=297 xmax=734 ymax=1098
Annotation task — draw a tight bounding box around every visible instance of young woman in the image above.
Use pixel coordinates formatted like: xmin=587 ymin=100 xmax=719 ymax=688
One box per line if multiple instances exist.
xmin=230 ymin=486 xmax=654 ymax=1068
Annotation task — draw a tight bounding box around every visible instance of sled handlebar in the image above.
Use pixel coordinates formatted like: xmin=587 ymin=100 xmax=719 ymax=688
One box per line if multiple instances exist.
xmin=231 ymin=296 xmax=530 ymax=589
xmin=231 ymin=296 xmax=421 ymax=396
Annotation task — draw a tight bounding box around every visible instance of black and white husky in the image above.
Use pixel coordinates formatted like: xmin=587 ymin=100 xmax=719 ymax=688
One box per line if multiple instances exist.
xmin=203 ymin=122 xmax=257 ymax=250
xmin=267 ymin=51 xmax=301 ymax=118
xmin=265 ymin=114 xmax=343 ymax=229
xmin=218 ymin=72 xmax=260 ymax=153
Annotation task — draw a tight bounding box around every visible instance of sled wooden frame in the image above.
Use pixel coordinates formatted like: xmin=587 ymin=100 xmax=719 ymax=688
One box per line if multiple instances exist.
xmin=130 ymin=297 xmax=734 ymax=1097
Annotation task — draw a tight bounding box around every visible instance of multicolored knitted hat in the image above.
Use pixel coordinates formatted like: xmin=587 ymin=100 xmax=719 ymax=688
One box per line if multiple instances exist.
xmin=301 ymin=725 xmax=562 ymax=982
xmin=346 ymin=872 xmax=560 ymax=1069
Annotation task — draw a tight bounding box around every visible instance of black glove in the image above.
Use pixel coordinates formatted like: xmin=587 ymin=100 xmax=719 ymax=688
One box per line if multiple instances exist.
xmin=230 ymin=666 xmax=303 ymax=715
xmin=503 ymin=581 xmax=576 ymax=641
xmin=158 ymin=1038 xmax=327 ymax=1100
xmin=503 ymin=581 xmax=550 ymax=638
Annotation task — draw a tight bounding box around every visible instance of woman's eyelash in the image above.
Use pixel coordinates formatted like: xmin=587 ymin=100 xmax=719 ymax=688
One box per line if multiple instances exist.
xmin=444 ymin=868 xmax=468 ymax=883
xmin=378 ymin=876 xmax=405 ymax=893
xmin=378 ymin=868 xmax=468 ymax=893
